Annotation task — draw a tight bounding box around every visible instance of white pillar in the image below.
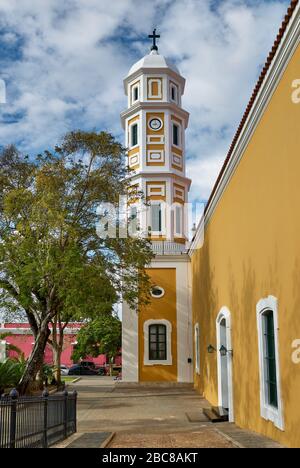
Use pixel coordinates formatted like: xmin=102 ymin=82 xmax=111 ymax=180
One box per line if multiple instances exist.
xmin=122 ymin=302 xmax=139 ymax=382
xmin=0 ymin=340 xmax=6 ymax=363
xmin=176 ymin=261 xmax=193 ymax=383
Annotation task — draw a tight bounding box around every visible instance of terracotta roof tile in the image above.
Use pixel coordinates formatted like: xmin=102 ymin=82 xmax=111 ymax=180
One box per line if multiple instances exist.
xmin=204 ymin=0 xmax=299 ymax=215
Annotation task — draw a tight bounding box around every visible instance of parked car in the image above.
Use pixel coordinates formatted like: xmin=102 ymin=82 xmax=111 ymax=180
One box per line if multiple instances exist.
xmin=60 ymin=364 xmax=69 ymax=376
xmin=80 ymin=361 xmax=96 ymax=369
xmin=68 ymin=363 xmax=98 ymax=375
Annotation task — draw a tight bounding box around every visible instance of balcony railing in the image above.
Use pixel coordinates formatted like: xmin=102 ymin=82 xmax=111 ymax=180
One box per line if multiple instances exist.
xmin=151 ymin=241 xmax=189 ymax=256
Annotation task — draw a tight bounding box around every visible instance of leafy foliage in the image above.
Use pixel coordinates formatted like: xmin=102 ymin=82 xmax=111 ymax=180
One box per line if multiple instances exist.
xmin=72 ymin=314 xmax=121 ymax=362
xmin=0 ymin=131 xmax=153 ymax=392
xmin=0 ymin=359 xmax=26 ymax=394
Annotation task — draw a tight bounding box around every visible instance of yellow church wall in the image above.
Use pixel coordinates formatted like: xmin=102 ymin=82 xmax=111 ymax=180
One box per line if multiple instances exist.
xmin=192 ymin=43 xmax=300 ymax=447
xmin=139 ymin=268 xmax=177 ymax=381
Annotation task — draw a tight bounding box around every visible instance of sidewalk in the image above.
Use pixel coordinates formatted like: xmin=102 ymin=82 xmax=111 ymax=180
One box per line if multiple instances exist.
xmin=55 ymin=377 xmax=282 ymax=448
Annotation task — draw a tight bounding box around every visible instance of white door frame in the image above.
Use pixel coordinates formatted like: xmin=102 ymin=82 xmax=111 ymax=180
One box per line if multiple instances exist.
xmin=216 ymin=307 xmax=234 ymax=422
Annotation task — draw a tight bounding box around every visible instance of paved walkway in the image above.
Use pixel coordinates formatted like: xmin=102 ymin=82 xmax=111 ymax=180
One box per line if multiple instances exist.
xmin=56 ymin=377 xmax=282 ymax=448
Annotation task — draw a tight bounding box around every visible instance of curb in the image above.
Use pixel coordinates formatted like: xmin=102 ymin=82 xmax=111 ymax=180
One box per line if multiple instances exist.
xmin=100 ymin=432 xmax=116 ymax=448
xmin=69 ymin=377 xmax=81 ymax=384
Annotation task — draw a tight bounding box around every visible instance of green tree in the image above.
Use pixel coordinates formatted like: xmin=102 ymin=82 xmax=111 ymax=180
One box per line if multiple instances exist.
xmin=0 ymin=132 xmax=153 ymax=394
xmin=72 ymin=314 xmax=121 ymax=372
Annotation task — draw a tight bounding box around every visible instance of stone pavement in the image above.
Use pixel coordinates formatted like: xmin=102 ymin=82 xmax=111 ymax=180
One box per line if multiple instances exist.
xmin=55 ymin=377 xmax=282 ymax=448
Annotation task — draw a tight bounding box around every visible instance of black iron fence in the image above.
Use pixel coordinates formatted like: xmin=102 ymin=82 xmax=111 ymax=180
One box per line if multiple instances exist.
xmin=0 ymin=388 xmax=77 ymax=448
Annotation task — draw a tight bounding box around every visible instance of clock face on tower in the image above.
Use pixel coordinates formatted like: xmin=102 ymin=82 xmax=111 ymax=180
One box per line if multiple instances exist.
xmin=149 ymin=118 xmax=163 ymax=131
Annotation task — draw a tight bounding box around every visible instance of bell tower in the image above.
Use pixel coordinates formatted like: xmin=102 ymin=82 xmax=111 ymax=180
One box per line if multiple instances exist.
xmin=121 ymin=31 xmax=193 ymax=385
xmin=121 ymin=30 xmax=191 ymax=252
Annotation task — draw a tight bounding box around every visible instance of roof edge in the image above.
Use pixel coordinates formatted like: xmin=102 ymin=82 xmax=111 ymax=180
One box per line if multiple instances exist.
xmin=189 ymin=0 xmax=299 ymax=254
xmin=204 ymin=0 xmax=299 ymax=217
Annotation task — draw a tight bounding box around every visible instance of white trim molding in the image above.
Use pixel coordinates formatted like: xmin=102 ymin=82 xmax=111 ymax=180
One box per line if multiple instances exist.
xmin=216 ymin=307 xmax=234 ymax=423
xmin=256 ymin=295 xmax=284 ymax=431
xmin=131 ymin=82 xmax=140 ymax=106
xmin=171 ymin=121 xmax=182 ymax=149
xmin=143 ymin=319 xmax=172 ymax=366
xmin=148 ymin=78 xmax=163 ymax=99
xmin=128 ymin=120 xmax=139 ymax=149
xmin=147 ymin=149 xmax=164 ymax=164
xmin=194 ymin=323 xmax=200 ymax=375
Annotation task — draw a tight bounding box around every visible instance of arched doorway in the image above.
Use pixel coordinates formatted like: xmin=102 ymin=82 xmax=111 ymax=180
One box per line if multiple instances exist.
xmin=216 ymin=307 xmax=234 ymax=422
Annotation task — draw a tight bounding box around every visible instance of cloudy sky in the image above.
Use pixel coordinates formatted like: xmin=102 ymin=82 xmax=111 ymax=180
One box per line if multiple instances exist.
xmin=0 ymin=0 xmax=290 ymax=203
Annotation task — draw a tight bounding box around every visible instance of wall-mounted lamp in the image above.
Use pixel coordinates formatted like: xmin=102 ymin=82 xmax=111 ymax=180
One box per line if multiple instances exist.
xmin=207 ymin=344 xmax=216 ymax=354
xmin=219 ymin=345 xmax=233 ymax=357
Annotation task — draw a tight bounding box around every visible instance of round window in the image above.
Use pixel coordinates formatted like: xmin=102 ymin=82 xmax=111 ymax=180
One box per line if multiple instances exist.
xmin=151 ymin=286 xmax=165 ymax=298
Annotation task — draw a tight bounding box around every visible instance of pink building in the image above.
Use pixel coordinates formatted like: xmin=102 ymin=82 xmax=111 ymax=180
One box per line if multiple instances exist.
xmin=0 ymin=323 xmax=122 ymax=367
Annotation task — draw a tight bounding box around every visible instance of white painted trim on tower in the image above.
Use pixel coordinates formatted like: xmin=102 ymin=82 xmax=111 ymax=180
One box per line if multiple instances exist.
xmin=122 ymin=301 xmax=139 ymax=382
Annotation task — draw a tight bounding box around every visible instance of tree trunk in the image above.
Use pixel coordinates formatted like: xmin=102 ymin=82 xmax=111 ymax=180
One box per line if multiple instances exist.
xmin=18 ymin=323 xmax=50 ymax=394
xmin=53 ymin=345 xmax=62 ymax=385
xmin=49 ymin=318 xmax=66 ymax=386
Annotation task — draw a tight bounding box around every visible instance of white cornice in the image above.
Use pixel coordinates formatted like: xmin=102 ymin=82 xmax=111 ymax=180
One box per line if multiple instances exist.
xmin=130 ymin=171 xmax=192 ymax=189
xmin=189 ymin=4 xmax=300 ymax=255
xmin=151 ymin=254 xmax=191 ymax=264
xmin=121 ymin=102 xmax=190 ymax=129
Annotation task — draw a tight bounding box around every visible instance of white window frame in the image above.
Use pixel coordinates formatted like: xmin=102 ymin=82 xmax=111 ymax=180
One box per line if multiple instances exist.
xmin=174 ymin=204 xmax=183 ymax=237
xmin=129 ymin=121 xmax=139 ymax=149
xmin=148 ymin=201 xmax=166 ymax=236
xmin=257 ymin=295 xmax=284 ymax=431
xmin=172 ymin=122 xmax=182 ymax=148
xmin=150 ymin=286 xmax=165 ymax=299
xmin=128 ymin=204 xmax=139 ymax=237
xmin=194 ymin=323 xmax=200 ymax=375
xmin=131 ymin=83 xmax=140 ymax=105
xmin=148 ymin=78 xmax=162 ymax=99
xmin=170 ymin=83 xmax=178 ymax=103
xmin=143 ymin=319 xmax=172 ymax=366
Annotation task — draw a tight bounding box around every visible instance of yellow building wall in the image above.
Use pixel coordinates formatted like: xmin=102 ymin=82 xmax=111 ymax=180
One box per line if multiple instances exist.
xmin=192 ymin=44 xmax=300 ymax=447
xmin=139 ymin=268 xmax=177 ymax=381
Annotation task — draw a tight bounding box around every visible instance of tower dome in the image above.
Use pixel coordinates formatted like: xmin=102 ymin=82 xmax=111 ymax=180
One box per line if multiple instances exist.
xmin=127 ymin=50 xmax=180 ymax=77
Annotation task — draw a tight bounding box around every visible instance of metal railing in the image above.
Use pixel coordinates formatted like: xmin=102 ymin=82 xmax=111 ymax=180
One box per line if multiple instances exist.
xmin=0 ymin=388 xmax=77 ymax=448
xmin=151 ymin=241 xmax=189 ymax=255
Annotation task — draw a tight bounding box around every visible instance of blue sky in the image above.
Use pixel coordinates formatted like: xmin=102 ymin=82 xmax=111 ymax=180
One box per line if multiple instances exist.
xmin=0 ymin=0 xmax=290 ymax=202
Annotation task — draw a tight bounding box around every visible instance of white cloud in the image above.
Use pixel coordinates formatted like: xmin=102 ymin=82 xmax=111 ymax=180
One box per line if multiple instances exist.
xmin=0 ymin=0 xmax=290 ymax=201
